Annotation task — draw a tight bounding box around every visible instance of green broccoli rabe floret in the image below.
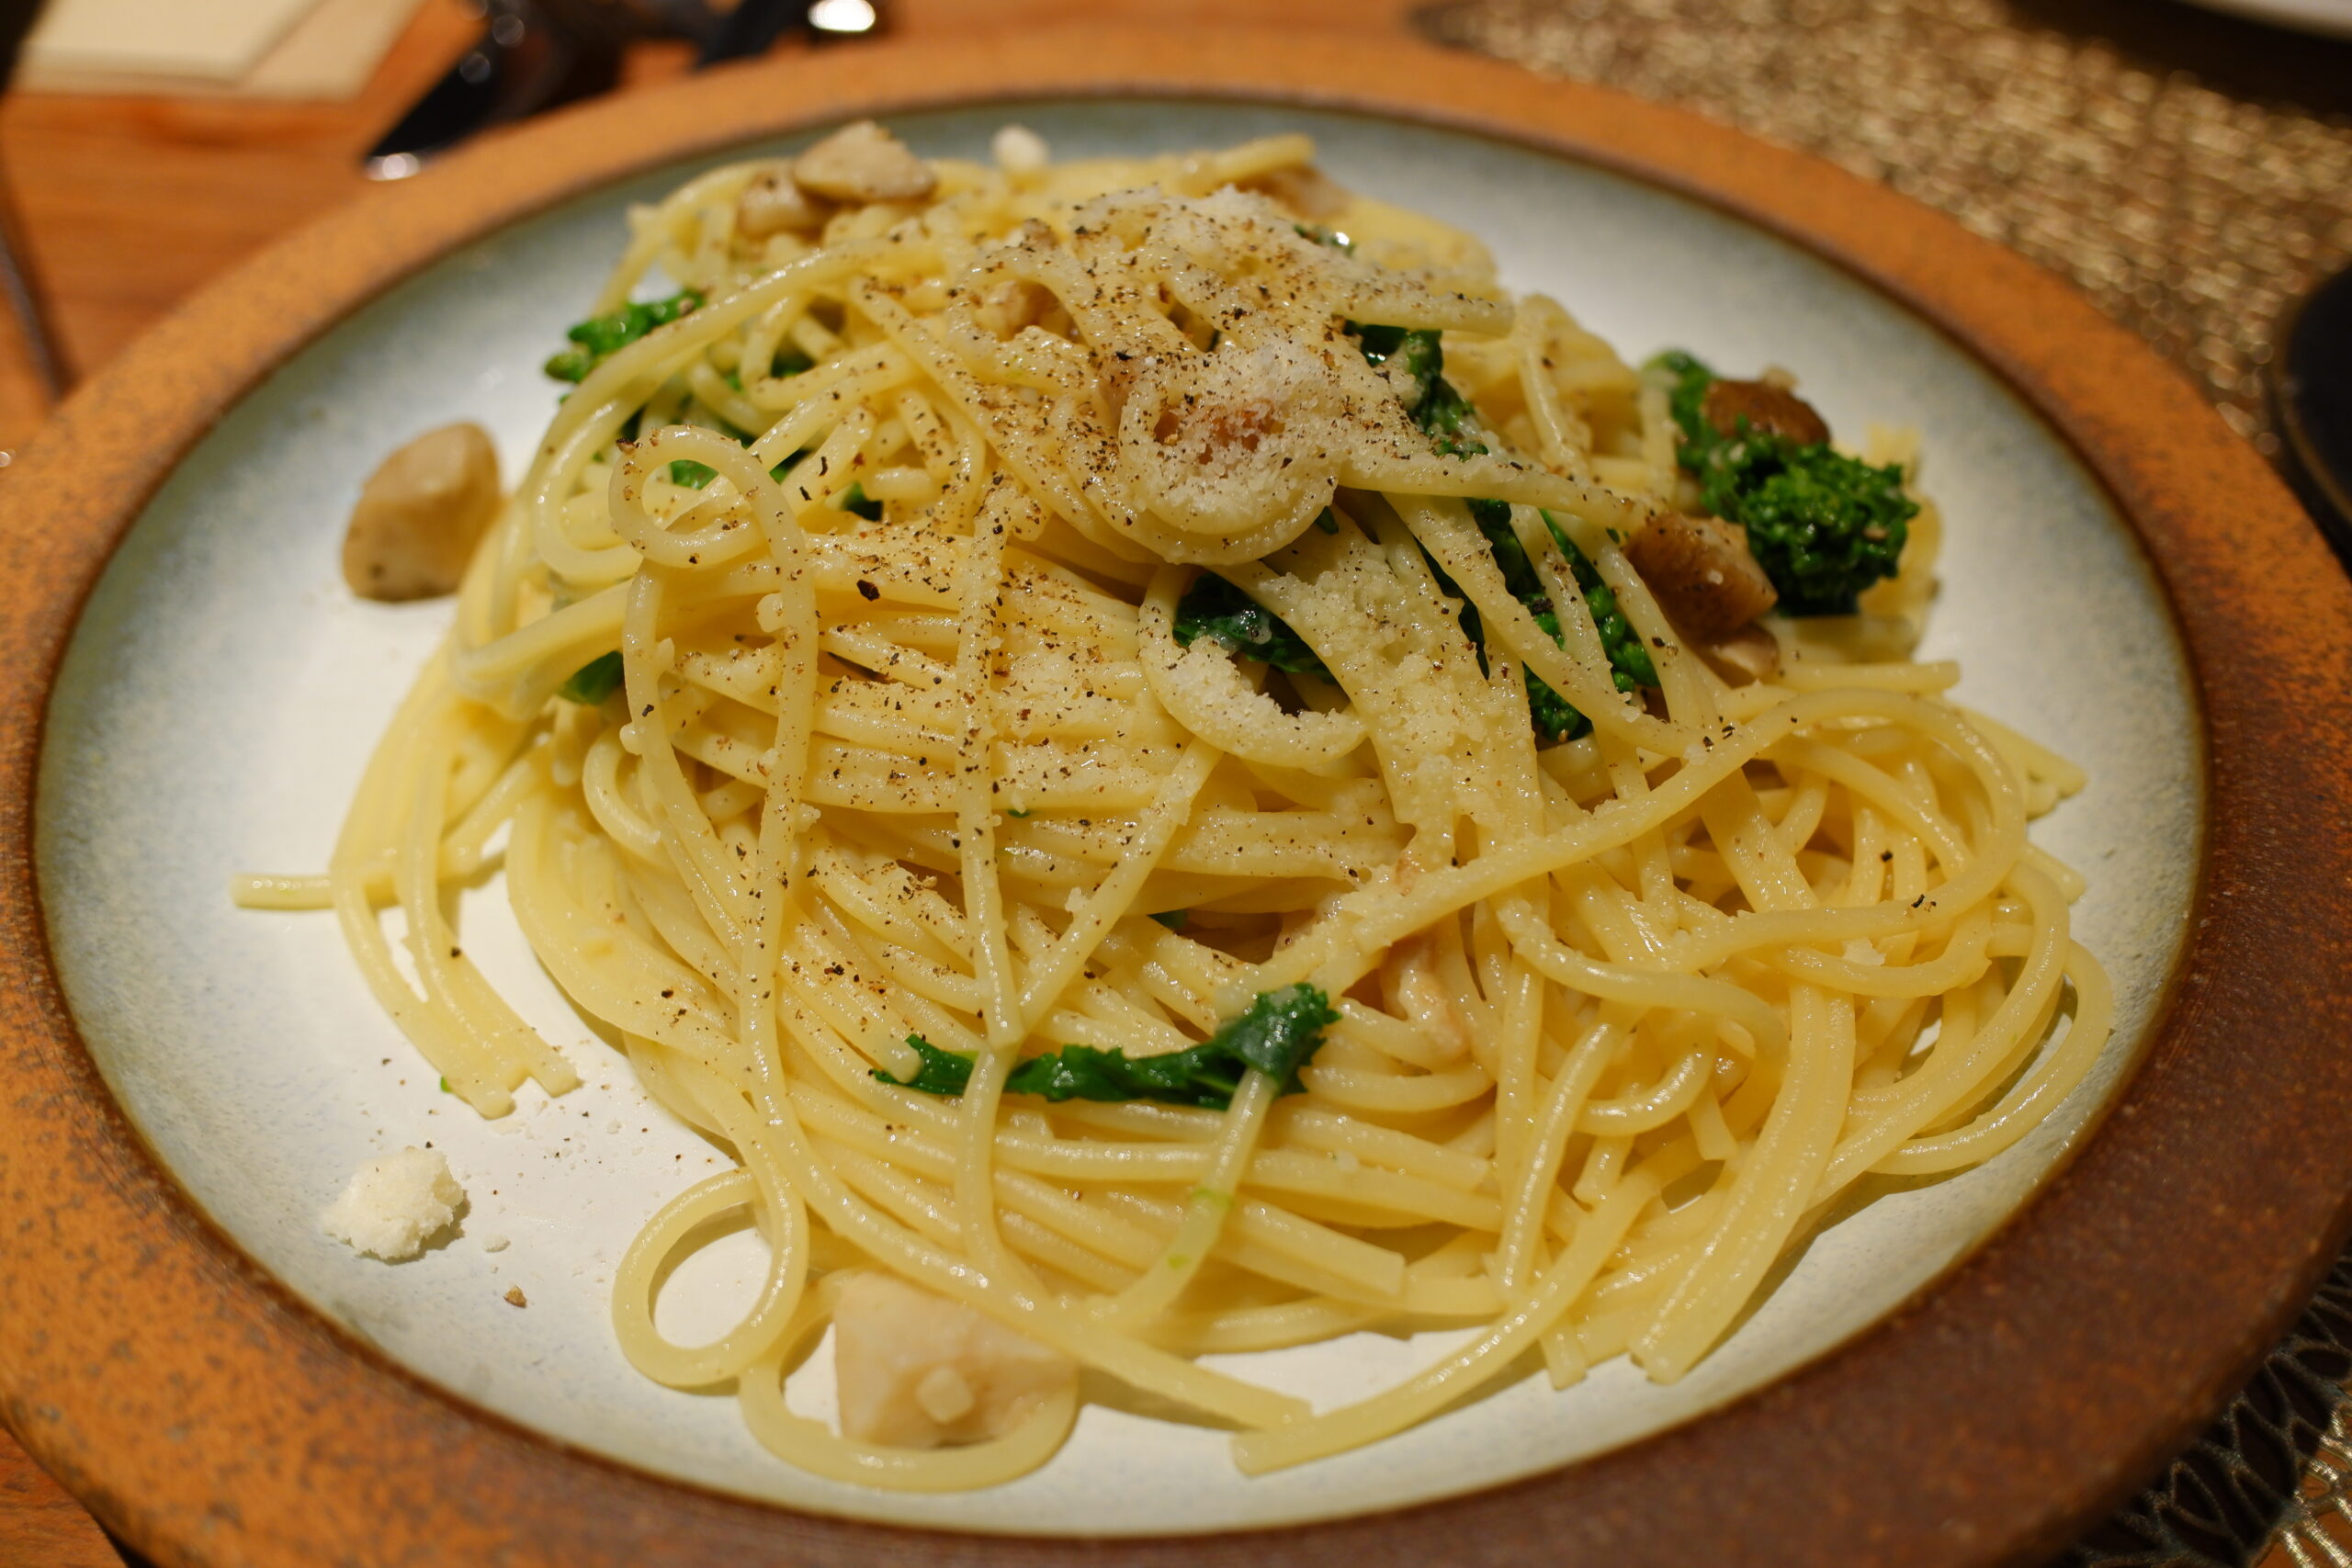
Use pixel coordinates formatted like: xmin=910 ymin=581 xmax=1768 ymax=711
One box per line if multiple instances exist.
xmin=557 ymin=650 xmax=625 ymax=705
xmin=1536 ymin=511 xmax=1657 ymax=694
xmin=1713 ymin=444 xmax=1915 ymax=615
xmin=1171 ymin=572 xmax=1330 ymax=680
xmin=543 ymin=288 xmax=705 ymax=384
xmin=836 ymin=481 xmax=883 ymax=521
xmin=1520 ymin=613 xmax=1586 ymax=745
xmin=872 ymin=985 xmax=1339 ymax=1111
xmin=1351 ymin=323 xmax=1486 ymax=457
xmin=1456 ymin=500 xmax=1655 ymax=742
xmin=1649 ymin=350 xmax=1914 ymax=615
xmin=669 ymin=449 xmax=810 ymax=490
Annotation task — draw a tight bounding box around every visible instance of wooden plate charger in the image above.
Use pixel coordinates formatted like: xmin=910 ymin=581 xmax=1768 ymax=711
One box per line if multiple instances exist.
xmin=2 ymin=25 xmax=2348 ymax=1568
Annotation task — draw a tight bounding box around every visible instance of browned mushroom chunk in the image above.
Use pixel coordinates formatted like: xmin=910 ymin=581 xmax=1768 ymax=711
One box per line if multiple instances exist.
xmin=1702 ymin=623 xmax=1782 ymax=686
xmin=735 ymin=167 xmax=828 ymax=240
xmin=1700 ymin=378 xmax=1830 ymax=447
xmin=1238 ymin=164 xmax=1353 ymax=222
xmin=1624 ymin=511 xmax=1779 ymax=640
xmin=342 ymin=423 xmax=500 ymax=602
xmin=791 ymin=120 xmax=936 ymax=206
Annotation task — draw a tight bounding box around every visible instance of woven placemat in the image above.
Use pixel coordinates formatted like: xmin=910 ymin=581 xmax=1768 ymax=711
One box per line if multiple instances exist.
xmin=1418 ymin=0 xmax=2352 ymax=455
xmin=1415 ymin=4 xmax=2352 ymax=1562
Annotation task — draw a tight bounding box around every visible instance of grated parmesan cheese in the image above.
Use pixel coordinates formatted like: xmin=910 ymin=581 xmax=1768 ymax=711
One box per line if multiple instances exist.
xmin=322 ymin=1146 xmax=465 ymax=1261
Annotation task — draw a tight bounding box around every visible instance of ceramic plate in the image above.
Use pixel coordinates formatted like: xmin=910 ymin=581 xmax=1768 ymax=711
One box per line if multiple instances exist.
xmin=4 ymin=28 xmax=2347 ymax=1568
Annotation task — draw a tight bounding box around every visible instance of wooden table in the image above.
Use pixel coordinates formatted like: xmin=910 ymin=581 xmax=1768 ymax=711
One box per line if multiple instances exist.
xmin=0 ymin=1425 xmax=121 ymax=1566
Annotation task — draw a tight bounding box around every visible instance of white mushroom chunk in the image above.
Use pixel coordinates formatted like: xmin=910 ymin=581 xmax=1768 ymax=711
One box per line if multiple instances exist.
xmin=832 ymin=1270 xmax=1077 ymax=1449
xmin=735 ymin=166 xmax=828 ymax=239
xmin=342 ymin=422 xmax=501 ymax=601
xmin=322 ymin=1146 xmax=465 ymax=1261
xmin=791 ymin=120 xmax=935 ymax=206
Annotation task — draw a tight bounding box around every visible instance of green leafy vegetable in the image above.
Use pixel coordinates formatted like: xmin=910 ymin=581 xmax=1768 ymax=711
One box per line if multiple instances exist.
xmin=1651 ymin=350 xmax=1914 ymax=615
xmin=1294 ymin=222 xmax=1354 ymax=254
xmin=667 ymin=448 xmax=811 ymax=490
xmin=874 ymin=985 xmax=1339 ymax=1111
xmin=1202 ymin=983 xmax=1341 ymax=1084
xmin=1442 ymin=500 xmax=1655 ymax=745
xmin=836 ymin=481 xmax=883 ymax=521
xmin=1351 ymin=323 xmax=1484 ymax=457
xmin=1347 ymin=325 xmax=1664 ymax=740
xmin=1532 ymin=511 xmax=1657 ymax=695
xmin=771 ymin=346 xmax=815 ymax=378
xmin=543 ymin=288 xmax=704 ymax=384
xmin=558 ymin=650 xmax=625 ymax=705
xmin=1148 ymin=910 xmax=1188 ymax=931
xmin=880 ymin=1035 xmax=977 ymax=1096
xmin=1171 ymin=572 xmax=1330 ymax=680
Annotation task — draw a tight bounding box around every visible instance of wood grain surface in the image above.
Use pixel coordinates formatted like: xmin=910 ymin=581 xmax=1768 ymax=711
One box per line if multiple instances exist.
xmin=0 ymin=0 xmax=1403 ymax=457
xmin=0 ymin=1423 xmax=122 ymax=1567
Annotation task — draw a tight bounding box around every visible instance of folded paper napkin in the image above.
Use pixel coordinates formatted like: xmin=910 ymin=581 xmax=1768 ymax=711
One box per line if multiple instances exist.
xmin=17 ymin=0 xmax=424 ymax=99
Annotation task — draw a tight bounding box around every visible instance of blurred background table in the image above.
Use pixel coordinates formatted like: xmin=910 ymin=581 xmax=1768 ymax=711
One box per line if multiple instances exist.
xmin=1 ymin=1 xmax=2348 ymax=1564
xmin=0 ymin=0 xmax=1408 ymax=452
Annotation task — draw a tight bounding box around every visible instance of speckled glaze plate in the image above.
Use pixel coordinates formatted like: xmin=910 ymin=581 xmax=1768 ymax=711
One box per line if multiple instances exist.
xmin=2 ymin=26 xmax=2347 ymax=1568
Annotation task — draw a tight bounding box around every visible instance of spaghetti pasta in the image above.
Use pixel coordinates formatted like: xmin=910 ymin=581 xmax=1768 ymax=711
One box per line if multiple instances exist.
xmin=239 ymin=125 xmax=2110 ymax=1489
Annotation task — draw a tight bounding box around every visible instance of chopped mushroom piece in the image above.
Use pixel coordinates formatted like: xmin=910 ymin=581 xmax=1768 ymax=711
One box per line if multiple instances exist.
xmin=832 ymin=1270 xmax=1076 ymax=1450
xmin=1699 ymin=378 xmax=1831 ymax=447
xmin=1625 ymin=511 xmax=1780 ymax=640
xmin=1239 ymin=163 xmax=1353 ymax=222
xmin=736 ymin=167 xmax=828 ymax=239
xmin=1702 ymin=623 xmax=1782 ymax=685
xmin=342 ymin=423 xmax=501 ymax=601
xmin=972 ymin=277 xmax=1055 ymax=340
xmin=791 ymin=120 xmax=935 ymax=206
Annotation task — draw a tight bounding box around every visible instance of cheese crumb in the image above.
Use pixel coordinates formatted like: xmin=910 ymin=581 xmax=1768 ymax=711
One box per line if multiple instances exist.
xmin=990 ymin=124 xmax=1049 ymax=175
xmin=504 ymin=1285 xmax=528 ymax=1308
xmin=481 ymin=1234 xmax=511 ymax=1254
xmin=322 ymin=1146 xmax=464 ymax=1261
